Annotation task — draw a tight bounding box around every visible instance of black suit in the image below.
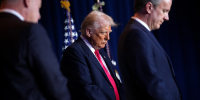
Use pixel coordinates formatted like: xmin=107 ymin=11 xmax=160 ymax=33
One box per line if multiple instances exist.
xmin=118 ymin=18 xmax=181 ymax=100
xmin=0 ymin=12 xmax=71 ymax=100
xmin=61 ymin=37 xmax=125 ymax=100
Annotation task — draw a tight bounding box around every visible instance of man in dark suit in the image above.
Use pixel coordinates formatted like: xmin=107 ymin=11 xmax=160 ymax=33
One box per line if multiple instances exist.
xmin=0 ymin=0 xmax=70 ymax=100
xmin=118 ymin=0 xmax=182 ymax=100
xmin=61 ymin=11 xmax=125 ymax=100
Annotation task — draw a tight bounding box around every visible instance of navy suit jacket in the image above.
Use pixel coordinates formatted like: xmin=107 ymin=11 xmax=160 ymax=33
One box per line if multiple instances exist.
xmin=118 ymin=19 xmax=182 ymax=100
xmin=61 ymin=37 xmax=125 ymax=100
xmin=0 ymin=12 xmax=71 ymax=100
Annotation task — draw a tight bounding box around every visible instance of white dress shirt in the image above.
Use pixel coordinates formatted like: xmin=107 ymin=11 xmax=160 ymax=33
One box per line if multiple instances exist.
xmin=132 ymin=16 xmax=150 ymax=31
xmin=0 ymin=9 xmax=24 ymax=21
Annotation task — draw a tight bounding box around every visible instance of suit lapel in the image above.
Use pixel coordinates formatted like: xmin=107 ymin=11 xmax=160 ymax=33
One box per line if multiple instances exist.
xmin=77 ymin=38 xmax=112 ymax=85
xmin=133 ymin=19 xmax=176 ymax=77
xmin=100 ymin=50 xmax=122 ymax=87
xmin=100 ymin=50 xmax=115 ymax=78
xmin=133 ymin=19 xmax=169 ymax=59
xmin=146 ymin=31 xmax=176 ymax=77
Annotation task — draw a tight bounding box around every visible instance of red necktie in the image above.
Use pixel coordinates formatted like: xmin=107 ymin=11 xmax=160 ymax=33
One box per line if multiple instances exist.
xmin=94 ymin=50 xmax=120 ymax=100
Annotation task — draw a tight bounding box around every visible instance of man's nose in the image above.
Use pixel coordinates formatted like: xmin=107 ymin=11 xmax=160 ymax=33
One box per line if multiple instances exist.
xmin=105 ymin=33 xmax=110 ymax=40
xmin=164 ymin=14 xmax=169 ymax=21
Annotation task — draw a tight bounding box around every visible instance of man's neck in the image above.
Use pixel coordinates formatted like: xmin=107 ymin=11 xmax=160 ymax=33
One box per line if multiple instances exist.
xmin=132 ymin=14 xmax=151 ymax=31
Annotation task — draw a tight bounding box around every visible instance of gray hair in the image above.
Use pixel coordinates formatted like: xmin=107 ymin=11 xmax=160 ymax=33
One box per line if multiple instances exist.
xmin=81 ymin=10 xmax=116 ymax=35
xmin=134 ymin=0 xmax=162 ymax=12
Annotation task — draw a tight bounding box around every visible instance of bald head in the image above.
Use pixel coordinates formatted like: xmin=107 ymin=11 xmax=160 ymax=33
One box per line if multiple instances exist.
xmin=0 ymin=0 xmax=22 ymax=9
xmin=0 ymin=0 xmax=42 ymax=23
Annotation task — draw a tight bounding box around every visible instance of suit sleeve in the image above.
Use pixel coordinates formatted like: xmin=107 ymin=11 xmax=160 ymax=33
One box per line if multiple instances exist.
xmin=126 ymin=30 xmax=172 ymax=100
xmin=27 ymin=24 xmax=71 ymax=100
xmin=61 ymin=46 xmax=111 ymax=100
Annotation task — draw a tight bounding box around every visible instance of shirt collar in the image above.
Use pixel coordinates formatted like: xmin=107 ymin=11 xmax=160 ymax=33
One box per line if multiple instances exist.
xmin=80 ymin=35 xmax=95 ymax=54
xmin=132 ymin=17 xmax=150 ymax=31
xmin=0 ymin=9 xmax=24 ymax=21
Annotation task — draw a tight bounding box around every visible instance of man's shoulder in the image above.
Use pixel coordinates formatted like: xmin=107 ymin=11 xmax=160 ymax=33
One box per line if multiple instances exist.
xmin=68 ymin=38 xmax=86 ymax=50
xmin=63 ymin=39 xmax=84 ymax=54
xmin=63 ymin=38 xmax=94 ymax=59
xmin=23 ymin=23 xmax=45 ymax=31
xmin=23 ymin=23 xmax=47 ymax=37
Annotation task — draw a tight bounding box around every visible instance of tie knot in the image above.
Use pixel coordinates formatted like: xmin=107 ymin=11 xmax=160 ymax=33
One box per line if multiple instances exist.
xmin=94 ymin=50 xmax=101 ymax=60
xmin=94 ymin=50 xmax=99 ymax=54
xmin=94 ymin=50 xmax=99 ymax=53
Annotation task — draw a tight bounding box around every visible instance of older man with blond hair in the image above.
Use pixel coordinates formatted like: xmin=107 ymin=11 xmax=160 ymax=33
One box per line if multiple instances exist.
xmin=61 ymin=11 xmax=125 ymax=100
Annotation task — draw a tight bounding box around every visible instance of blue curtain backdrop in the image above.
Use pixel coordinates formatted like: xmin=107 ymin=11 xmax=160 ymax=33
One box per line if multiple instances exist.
xmin=40 ymin=0 xmax=200 ymax=100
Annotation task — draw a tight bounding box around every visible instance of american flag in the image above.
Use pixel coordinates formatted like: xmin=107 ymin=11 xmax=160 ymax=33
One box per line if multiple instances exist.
xmin=61 ymin=0 xmax=78 ymax=50
xmin=63 ymin=15 xmax=78 ymax=50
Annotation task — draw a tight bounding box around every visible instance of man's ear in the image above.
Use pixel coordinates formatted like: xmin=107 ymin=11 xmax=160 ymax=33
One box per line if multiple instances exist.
xmin=23 ymin=0 xmax=30 ymax=8
xmin=86 ymin=28 xmax=91 ymax=37
xmin=145 ymin=2 xmax=153 ymax=13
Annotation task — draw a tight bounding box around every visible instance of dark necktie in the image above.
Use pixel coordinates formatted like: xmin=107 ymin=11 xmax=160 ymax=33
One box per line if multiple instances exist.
xmin=94 ymin=50 xmax=120 ymax=100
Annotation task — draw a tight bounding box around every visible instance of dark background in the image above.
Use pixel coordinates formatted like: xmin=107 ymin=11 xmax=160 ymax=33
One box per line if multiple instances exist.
xmin=39 ymin=0 xmax=200 ymax=100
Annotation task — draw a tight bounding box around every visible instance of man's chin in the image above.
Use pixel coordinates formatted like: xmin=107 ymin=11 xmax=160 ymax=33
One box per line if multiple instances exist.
xmin=153 ymin=26 xmax=160 ymax=30
xmin=100 ymin=45 xmax=106 ymax=49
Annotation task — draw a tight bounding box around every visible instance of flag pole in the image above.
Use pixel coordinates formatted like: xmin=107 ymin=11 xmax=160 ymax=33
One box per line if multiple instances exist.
xmin=61 ymin=0 xmax=78 ymax=50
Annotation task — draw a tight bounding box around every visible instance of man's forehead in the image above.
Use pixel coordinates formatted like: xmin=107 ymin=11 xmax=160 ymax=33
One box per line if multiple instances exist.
xmin=100 ymin=25 xmax=111 ymax=30
xmin=105 ymin=26 xmax=111 ymax=30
